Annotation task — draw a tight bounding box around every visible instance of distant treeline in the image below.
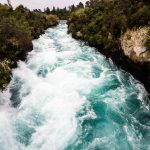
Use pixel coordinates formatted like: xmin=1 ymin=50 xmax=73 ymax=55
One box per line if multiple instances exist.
xmin=0 ymin=3 xmax=58 ymax=89
xmin=43 ymin=2 xmax=85 ymax=20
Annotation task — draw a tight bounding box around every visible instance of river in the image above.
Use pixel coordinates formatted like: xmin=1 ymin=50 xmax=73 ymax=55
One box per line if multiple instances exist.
xmin=0 ymin=23 xmax=149 ymax=150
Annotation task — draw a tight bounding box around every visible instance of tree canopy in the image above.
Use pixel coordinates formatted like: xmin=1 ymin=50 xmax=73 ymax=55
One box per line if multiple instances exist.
xmin=68 ymin=0 xmax=150 ymax=50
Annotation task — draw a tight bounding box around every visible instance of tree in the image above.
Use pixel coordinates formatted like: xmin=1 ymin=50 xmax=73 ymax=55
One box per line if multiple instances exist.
xmin=7 ymin=0 xmax=11 ymax=7
xmin=52 ymin=6 xmax=56 ymax=13
xmin=45 ymin=7 xmax=50 ymax=14
xmin=69 ymin=4 xmax=76 ymax=12
xmin=85 ymin=1 xmax=90 ymax=7
xmin=77 ymin=2 xmax=84 ymax=9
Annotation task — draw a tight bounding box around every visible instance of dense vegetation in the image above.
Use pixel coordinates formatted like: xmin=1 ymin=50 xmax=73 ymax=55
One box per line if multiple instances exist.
xmin=44 ymin=2 xmax=85 ymax=20
xmin=44 ymin=7 xmax=69 ymax=20
xmin=0 ymin=3 xmax=58 ymax=90
xmin=68 ymin=0 xmax=150 ymax=50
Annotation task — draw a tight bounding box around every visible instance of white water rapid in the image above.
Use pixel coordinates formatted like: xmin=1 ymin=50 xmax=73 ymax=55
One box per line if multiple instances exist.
xmin=0 ymin=23 xmax=149 ymax=150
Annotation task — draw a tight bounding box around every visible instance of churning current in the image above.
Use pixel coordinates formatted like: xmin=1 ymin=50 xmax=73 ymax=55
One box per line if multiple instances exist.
xmin=0 ymin=23 xmax=150 ymax=150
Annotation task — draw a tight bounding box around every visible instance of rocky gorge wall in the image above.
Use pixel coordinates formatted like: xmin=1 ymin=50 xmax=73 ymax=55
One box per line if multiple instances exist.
xmin=99 ymin=28 xmax=150 ymax=95
xmin=121 ymin=27 xmax=150 ymax=62
xmin=72 ymin=27 xmax=150 ymax=95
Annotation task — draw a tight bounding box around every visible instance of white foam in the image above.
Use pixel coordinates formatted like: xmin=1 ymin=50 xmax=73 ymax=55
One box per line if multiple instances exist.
xmin=0 ymin=23 xmax=149 ymax=150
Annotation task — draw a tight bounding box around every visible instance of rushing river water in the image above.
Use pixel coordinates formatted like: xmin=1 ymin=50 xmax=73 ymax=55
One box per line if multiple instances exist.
xmin=0 ymin=23 xmax=150 ymax=150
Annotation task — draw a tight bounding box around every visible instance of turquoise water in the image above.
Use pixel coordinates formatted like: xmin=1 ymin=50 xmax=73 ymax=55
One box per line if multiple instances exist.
xmin=0 ymin=23 xmax=149 ymax=150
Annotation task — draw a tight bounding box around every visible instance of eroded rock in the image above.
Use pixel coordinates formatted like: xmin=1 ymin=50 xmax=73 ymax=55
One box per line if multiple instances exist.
xmin=121 ymin=27 xmax=150 ymax=62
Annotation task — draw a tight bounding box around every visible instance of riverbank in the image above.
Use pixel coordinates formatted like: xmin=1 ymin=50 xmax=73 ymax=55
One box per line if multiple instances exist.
xmin=67 ymin=0 xmax=150 ymax=95
xmin=0 ymin=4 xmax=59 ymax=90
xmin=71 ymin=33 xmax=150 ymax=95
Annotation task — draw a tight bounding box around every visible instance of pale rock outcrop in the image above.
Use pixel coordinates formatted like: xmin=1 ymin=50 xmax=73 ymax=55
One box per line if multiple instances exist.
xmin=121 ymin=27 xmax=150 ymax=62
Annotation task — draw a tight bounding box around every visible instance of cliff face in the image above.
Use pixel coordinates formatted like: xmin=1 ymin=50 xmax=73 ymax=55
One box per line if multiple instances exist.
xmin=121 ymin=27 xmax=150 ymax=62
xmin=118 ymin=28 xmax=150 ymax=94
